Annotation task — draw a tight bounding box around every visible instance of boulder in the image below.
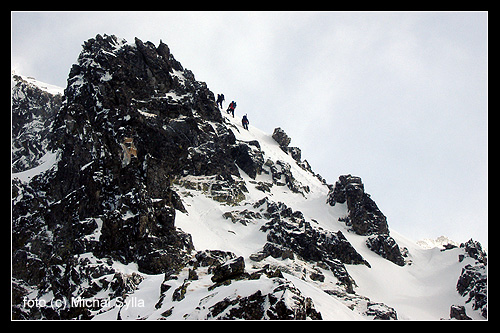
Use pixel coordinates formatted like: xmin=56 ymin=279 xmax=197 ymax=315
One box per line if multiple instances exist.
xmin=366 ymin=302 xmax=398 ymax=320
xmin=272 ymin=127 xmax=291 ymax=148
xmin=450 ymin=305 xmax=472 ymax=320
xmin=211 ymin=256 xmax=246 ymax=283
xmin=232 ymin=141 xmax=264 ymax=179
xmin=366 ymin=235 xmax=405 ymax=266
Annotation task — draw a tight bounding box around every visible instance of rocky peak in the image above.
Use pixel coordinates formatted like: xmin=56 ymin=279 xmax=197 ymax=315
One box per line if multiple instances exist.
xmin=327 ymin=175 xmax=406 ymax=267
xmin=327 ymin=174 xmax=389 ymax=236
xmin=12 ymin=34 xmax=486 ymax=320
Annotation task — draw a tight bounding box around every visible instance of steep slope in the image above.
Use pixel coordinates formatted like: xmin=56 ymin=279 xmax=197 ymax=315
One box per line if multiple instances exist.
xmin=12 ymin=73 xmax=63 ymax=173
xmin=12 ymin=34 xmax=486 ymax=320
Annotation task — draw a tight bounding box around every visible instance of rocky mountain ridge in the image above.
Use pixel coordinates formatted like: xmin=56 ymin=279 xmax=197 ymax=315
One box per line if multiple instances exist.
xmin=12 ymin=34 xmax=486 ymax=320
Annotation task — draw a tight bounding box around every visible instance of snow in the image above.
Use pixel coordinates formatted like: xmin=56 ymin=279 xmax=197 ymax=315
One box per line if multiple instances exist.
xmin=12 ymin=72 xmax=64 ymax=96
xmin=14 ymin=94 xmax=485 ymax=320
xmin=284 ymin=273 xmax=363 ymax=320
xmin=346 ymin=230 xmax=479 ymax=320
xmin=416 ymin=236 xmax=460 ymax=249
xmin=12 ymin=150 xmax=60 ymax=183
xmin=167 ymin=111 xmax=485 ymax=320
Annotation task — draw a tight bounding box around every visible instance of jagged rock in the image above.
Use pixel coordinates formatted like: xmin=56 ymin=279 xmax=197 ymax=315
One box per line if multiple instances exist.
xmin=459 ymin=239 xmax=487 ymax=264
xmin=330 ymin=176 xmax=404 ymax=265
xmin=272 ymin=127 xmax=291 ymax=149
xmin=450 ymin=305 xmax=472 ymax=320
xmin=366 ymin=235 xmax=405 ymax=266
xmin=12 ymin=74 xmax=62 ymax=173
xmin=211 ymin=256 xmax=246 ymax=283
xmin=256 ymin=197 xmax=368 ymax=293
xmin=327 ymin=175 xmax=389 ymax=236
xmin=206 ymin=278 xmax=322 ymax=320
xmin=456 ymin=263 xmax=487 ymax=318
xmin=287 ymin=146 xmax=302 ymax=163
xmin=365 ymin=302 xmax=398 ymax=320
xmin=268 ymin=159 xmax=310 ymax=195
xmin=232 ymin=140 xmax=264 ymax=179
xmin=262 ymin=242 xmax=295 ymax=260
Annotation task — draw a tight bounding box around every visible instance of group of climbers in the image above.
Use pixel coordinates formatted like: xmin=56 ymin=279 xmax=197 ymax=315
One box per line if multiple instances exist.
xmin=216 ymin=93 xmax=249 ymax=131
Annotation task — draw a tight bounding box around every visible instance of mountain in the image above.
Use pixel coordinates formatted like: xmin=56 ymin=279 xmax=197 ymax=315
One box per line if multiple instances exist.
xmin=12 ymin=73 xmax=63 ymax=173
xmin=416 ymin=236 xmax=461 ymax=250
xmin=11 ymin=34 xmax=487 ymax=320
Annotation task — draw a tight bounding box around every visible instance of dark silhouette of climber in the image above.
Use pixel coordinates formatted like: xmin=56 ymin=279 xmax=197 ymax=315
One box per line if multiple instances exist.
xmin=242 ymin=114 xmax=249 ymax=130
xmin=216 ymin=93 xmax=225 ymax=109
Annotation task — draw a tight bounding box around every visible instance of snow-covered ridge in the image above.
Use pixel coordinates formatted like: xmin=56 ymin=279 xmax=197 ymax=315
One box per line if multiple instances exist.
xmin=12 ymin=71 xmax=64 ymax=96
xmin=416 ymin=236 xmax=460 ymax=250
xmin=11 ymin=35 xmax=487 ymax=321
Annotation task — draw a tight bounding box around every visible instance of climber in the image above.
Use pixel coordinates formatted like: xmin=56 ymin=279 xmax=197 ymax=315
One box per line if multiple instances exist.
xmin=216 ymin=93 xmax=225 ymax=109
xmin=242 ymin=114 xmax=249 ymax=130
xmin=227 ymin=101 xmax=236 ymax=118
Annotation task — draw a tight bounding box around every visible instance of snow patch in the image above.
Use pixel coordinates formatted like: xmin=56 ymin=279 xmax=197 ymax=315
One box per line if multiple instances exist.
xmin=12 ymin=150 xmax=60 ymax=183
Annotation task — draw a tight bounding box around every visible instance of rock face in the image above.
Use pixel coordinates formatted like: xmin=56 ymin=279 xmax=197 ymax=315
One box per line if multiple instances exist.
xmin=255 ymin=197 xmax=369 ymax=293
xmin=366 ymin=235 xmax=405 ymax=267
xmin=327 ymin=175 xmax=406 ymax=266
xmin=327 ymin=175 xmax=389 ymax=236
xmin=12 ymin=74 xmax=62 ymax=172
xmin=454 ymin=239 xmax=487 ymax=319
xmin=12 ymin=34 xmax=249 ymax=319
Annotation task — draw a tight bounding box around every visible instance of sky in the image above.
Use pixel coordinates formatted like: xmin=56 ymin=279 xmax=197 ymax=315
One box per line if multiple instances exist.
xmin=11 ymin=11 xmax=488 ymax=248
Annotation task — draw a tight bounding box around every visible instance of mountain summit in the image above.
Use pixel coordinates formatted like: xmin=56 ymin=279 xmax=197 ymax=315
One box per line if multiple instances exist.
xmin=12 ymin=34 xmax=487 ymax=320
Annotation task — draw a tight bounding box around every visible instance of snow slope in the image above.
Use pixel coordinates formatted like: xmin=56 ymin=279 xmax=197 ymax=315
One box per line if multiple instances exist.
xmin=92 ymin=111 xmax=484 ymax=320
xmin=12 ymin=71 xmax=65 ymax=96
xmin=12 ymin=73 xmax=485 ymax=320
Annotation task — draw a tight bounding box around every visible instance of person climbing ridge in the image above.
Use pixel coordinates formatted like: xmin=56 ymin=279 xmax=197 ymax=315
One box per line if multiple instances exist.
xmin=242 ymin=114 xmax=249 ymax=130
xmin=216 ymin=93 xmax=225 ymax=109
xmin=227 ymin=101 xmax=236 ymax=118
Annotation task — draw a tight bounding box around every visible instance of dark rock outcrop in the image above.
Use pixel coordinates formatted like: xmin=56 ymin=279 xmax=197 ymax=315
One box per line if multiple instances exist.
xmin=12 ymin=74 xmax=62 ymax=172
xmin=232 ymin=140 xmax=264 ymax=179
xmin=272 ymin=127 xmax=291 ymax=149
xmin=12 ymin=34 xmax=249 ymax=319
xmin=206 ymin=278 xmax=322 ymax=320
xmin=459 ymin=239 xmax=487 ymax=265
xmin=254 ymin=197 xmax=369 ymax=293
xmin=366 ymin=235 xmax=405 ymax=267
xmin=456 ymin=263 xmax=487 ymax=318
xmin=327 ymin=175 xmax=407 ymax=267
xmin=365 ymin=302 xmax=398 ymax=320
xmin=450 ymin=304 xmax=472 ymax=320
xmin=327 ymin=175 xmax=389 ymax=236
xmin=211 ymin=256 xmax=246 ymax=283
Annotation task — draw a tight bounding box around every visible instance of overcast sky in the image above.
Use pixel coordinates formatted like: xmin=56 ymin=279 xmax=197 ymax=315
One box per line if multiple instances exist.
xmin=11 ymin=11 xmax=488 ymax=248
